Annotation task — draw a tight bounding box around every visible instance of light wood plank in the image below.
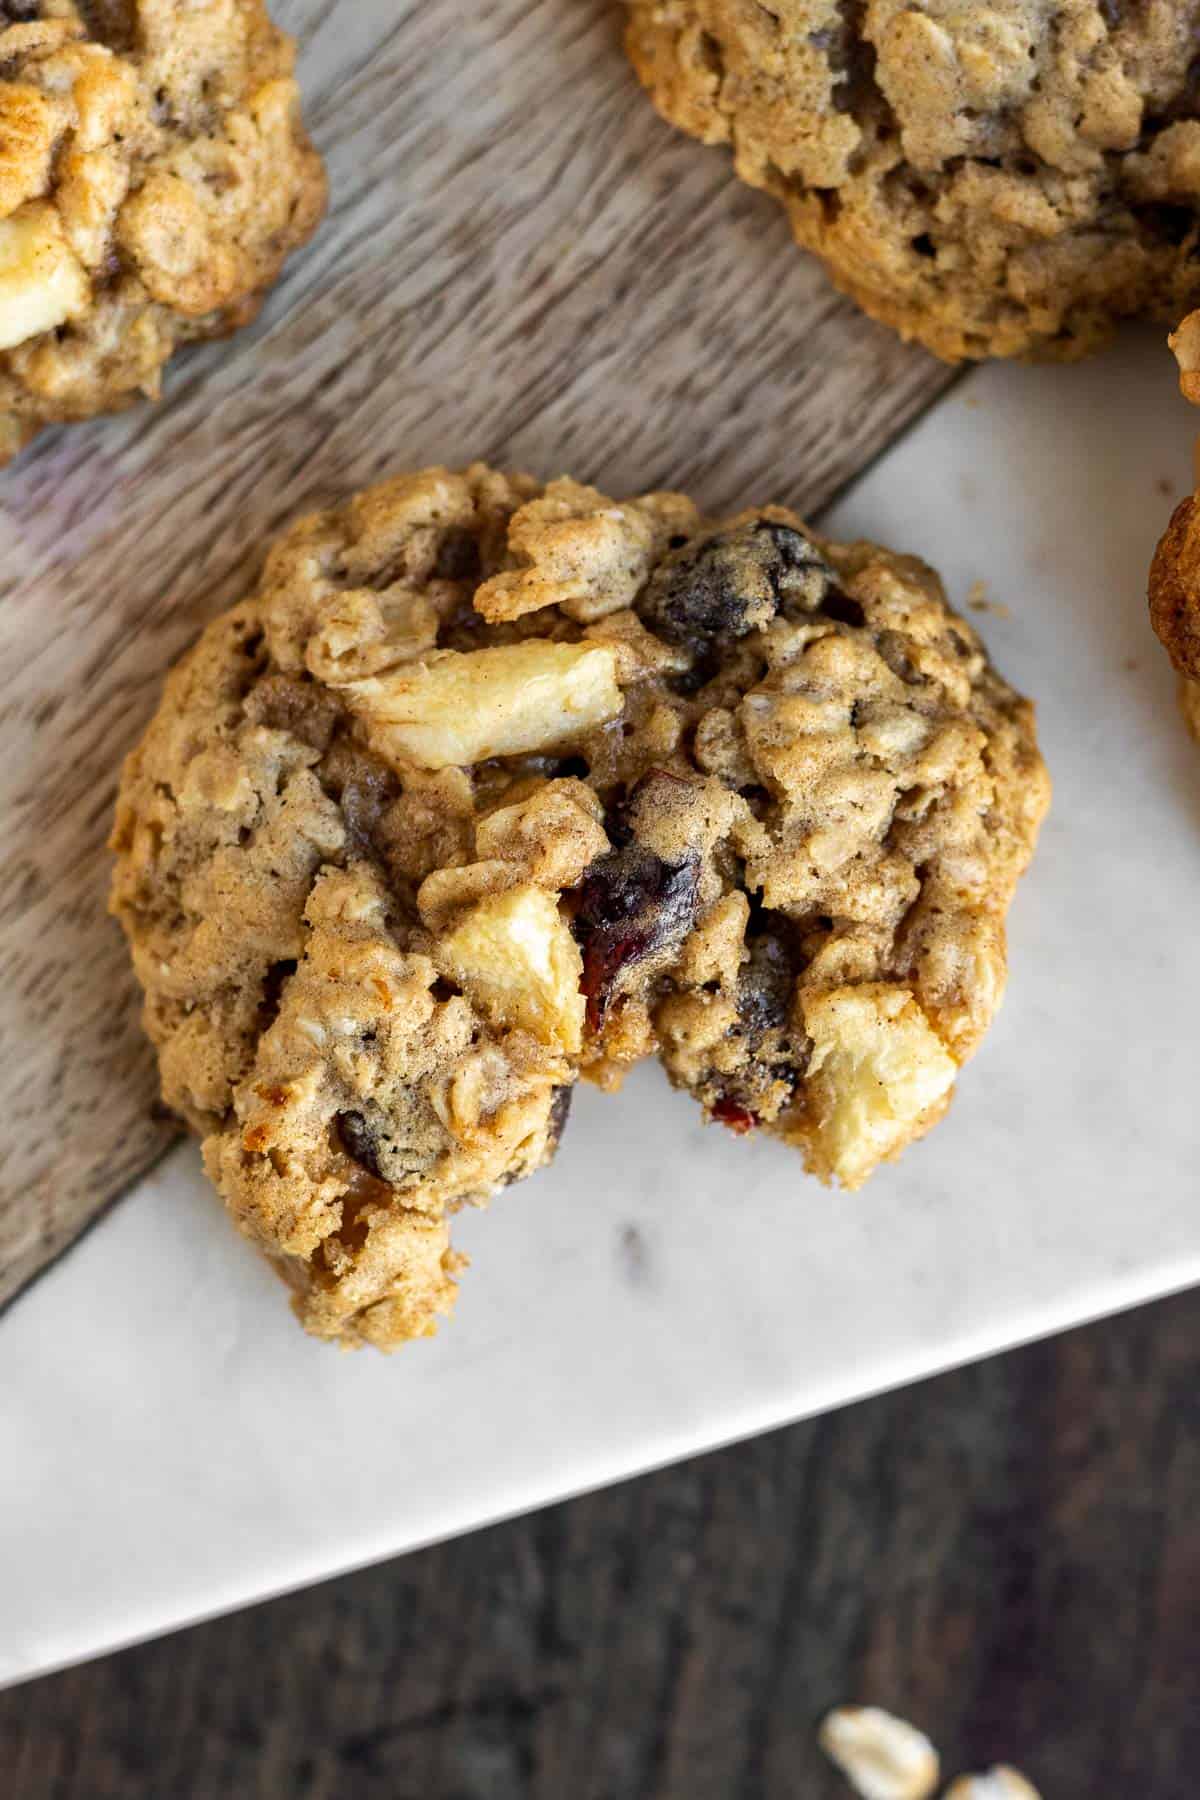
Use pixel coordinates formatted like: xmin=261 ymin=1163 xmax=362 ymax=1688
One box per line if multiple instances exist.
xmin=0 ymin=0 xmax=954 ymax=1310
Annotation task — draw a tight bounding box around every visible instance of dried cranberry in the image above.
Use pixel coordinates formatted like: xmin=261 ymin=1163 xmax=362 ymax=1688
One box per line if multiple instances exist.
xmin=712 ymin=1096 xmax=757 ymax=1134
xmin=573 ymin=844 xmax=700 ymax=1030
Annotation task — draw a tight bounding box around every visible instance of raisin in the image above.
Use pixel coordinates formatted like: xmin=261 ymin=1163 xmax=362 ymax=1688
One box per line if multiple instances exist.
xmin=638 ymin=519 xmax=838 ymax=682
xmin=0 ymin=1 xmax=41 ymax=18
xmin=641 ymin=520 xmax=815 ymax=644
xmin=336 ymin=1110 xmax=385 ymax=1181
xmin=877 ymin=630 xmax=922 ymax=685
xmin=737 ymin=930 xmax=795 ymax=1041
xmin=74 ymin=0 xmax=137 ymax=47
xmin=573 ymin=844 xmax=700 ymax=1030
xmin=697 ymin=918 xmax=805 ymax=1125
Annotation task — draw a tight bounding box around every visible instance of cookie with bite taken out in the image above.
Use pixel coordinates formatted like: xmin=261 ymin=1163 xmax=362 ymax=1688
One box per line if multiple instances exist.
xmin=111 ymin=463 xmax=1048 ymax=1348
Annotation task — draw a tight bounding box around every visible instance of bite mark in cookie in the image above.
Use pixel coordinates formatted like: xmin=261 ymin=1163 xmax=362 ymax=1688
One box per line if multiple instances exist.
xmin=111 ymin=464 xmax=1048 ymax=1349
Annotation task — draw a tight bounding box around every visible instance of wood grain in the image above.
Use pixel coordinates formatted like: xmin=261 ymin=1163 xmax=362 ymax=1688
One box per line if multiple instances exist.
xmin=0 ymin=0 xmax=955 ymax=1308
xmin=3 ymin=1288 xmax=1197 ymax=1797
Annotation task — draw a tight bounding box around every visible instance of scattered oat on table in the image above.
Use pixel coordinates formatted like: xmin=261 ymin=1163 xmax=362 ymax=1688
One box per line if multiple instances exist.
xmin=943 ymin=1768 xmax=1043 ymax=1800
xmin=818 ymin=1705 xmax=940 ymax=1800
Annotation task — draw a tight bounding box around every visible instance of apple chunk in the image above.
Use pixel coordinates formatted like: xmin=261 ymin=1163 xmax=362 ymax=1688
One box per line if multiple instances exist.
xmin=0 ymin=203 xmax=89 ymax=352
xmin=437 ymin=885 xmax=585 ymax=1053
xmin=348 ymin=641 xmax=620 ymax=770
xmin=802 ymin=984 xmax=956 ymax=1189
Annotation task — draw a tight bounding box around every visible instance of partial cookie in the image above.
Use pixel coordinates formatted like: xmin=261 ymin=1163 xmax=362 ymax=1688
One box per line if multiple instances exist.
xmin=1150 ymin=308 xmax=1200 ymax=733
xmin=111 ymin=464 xmax=1048 ymax=1349
xmin=0 ymin=0 xmax=325 ymax=459
xmin=624 ymin=1 xmax=1200 ymax=362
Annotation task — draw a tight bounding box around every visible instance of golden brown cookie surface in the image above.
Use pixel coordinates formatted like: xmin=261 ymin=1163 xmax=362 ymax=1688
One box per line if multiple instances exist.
xmin=1150 ymin=309 xmax=1200 ymax=724
xmin=0 ymin=0 xmax=324 ymax=457
xmin=625 ymin=0 xmax=1200 ymax=362
xmin=111 ymin=465 xmax=1048 ymax=1349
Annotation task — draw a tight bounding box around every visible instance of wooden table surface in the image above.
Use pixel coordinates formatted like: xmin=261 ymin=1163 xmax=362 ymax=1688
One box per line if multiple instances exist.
xmin=0 ymin=0 xmax=954 ymax=1311
xmin=4 ymin=1286 xmax=1197 ymax=1798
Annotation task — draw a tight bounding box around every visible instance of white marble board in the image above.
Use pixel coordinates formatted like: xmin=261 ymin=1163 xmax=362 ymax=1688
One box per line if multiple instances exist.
xmin=2 ymin=333 xmax=1198 ymax=1690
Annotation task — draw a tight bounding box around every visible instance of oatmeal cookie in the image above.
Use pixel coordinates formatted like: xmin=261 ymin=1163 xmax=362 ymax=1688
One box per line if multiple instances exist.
xmin=1150 ymin=309 xmax=1200 ymax=731
xmin=0 ymin=0 xmax=324 ymax=459
xmin=624 ymin=1 xmax=1200 ymax=362
xmin=111 ymin=464 xmax=1048 ymax=1349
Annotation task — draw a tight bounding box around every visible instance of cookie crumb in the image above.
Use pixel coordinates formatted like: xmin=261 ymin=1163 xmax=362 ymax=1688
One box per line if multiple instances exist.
xmin=966 ymin=581 xmax=1010 ymax=620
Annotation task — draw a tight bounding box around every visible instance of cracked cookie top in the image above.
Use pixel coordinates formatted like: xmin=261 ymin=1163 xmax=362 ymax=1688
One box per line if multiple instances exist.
xmin=0 ymin=0 xmax=324 ymax=458
xmin=111 ymin=463 xmax=1048 ymax=1349
xmin=625 ymin=0 xmax=1200 ymax=361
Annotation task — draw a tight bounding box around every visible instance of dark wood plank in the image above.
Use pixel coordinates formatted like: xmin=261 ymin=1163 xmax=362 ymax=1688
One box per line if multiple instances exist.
xmin=0 ymin=0 xmax=954 ymax=1309
xmin=3 ymin=1291 xmax=1197 ymax=1798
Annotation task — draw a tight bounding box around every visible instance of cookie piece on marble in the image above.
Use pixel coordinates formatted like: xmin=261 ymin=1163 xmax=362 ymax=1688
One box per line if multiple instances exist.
xmin=0 ymin=0 xmax=324 ymax=459
xmin=111 ymin=463 xmax=1048 ymax=1348
xmin=624 ymin=0 xmax=1200 ymax=361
